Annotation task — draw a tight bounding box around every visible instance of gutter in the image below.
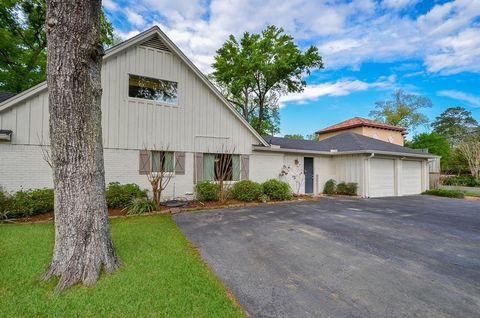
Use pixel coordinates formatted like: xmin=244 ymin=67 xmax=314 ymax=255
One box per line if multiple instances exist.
xmin=252 ymin=145 xmax=438 ymax=159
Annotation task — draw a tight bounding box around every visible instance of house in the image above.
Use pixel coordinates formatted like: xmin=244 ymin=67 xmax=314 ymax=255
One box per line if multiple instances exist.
xmin=316 ymin=117 xmax=406 ymax=145
xmin=0 ymin=26 xmax=437 ymax=199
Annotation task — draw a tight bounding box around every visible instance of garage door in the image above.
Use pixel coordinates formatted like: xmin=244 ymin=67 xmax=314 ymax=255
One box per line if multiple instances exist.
xmin=370 ymin=158 xmax=395 ymax=197
xmin=400 ymin=160 xmax=422 ymax=195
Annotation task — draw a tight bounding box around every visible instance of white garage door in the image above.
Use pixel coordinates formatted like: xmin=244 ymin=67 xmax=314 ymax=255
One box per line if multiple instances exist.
xmin=401 ymin=160 xmax=422 ymax=195
xmin=370 ymin=158 xmax=395 ymax=197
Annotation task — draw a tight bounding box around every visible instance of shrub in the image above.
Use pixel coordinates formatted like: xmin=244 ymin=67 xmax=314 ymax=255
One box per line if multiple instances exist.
xmin=106 ymin=182 xmax=147 ymax=209
xmin=323 ymin=179 xmax=336 ymax=195
xmin=259 ymin=194 xmax=270 ymax=203
xmin=124 ymin=197 xmax=158 ymax=215
xmin=230 ymin=180 xmax=263 ymax=202
xmin=423 ymin=189 xmax=464 ymax=199
xmin=6 ymin=188 xmax=54 ymax=218
xmin=441 ymin=175 xmax=480 ymax=187
xmin=196 ymin=181 xmax=220 ymax=201
xmin=336 ymin=182 xmax=358 ymax=196
xmin=262 ymin=179 xmax=293 ymax=201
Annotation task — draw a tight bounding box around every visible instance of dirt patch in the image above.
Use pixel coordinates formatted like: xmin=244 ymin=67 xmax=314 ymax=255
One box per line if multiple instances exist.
xmin=10 ymin=195 xmax=320 ymax=224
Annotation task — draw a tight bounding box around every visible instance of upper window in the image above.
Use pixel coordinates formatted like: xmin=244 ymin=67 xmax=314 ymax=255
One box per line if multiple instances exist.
xmin=128 ymin=75 xmax=178 ymax=105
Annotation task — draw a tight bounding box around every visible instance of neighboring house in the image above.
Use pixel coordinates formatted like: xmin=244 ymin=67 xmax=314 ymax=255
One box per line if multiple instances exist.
xmin=0 ymin=26 xmax=437 ymax=198
xmin=316 ymin=117 xmax=406 ymax=146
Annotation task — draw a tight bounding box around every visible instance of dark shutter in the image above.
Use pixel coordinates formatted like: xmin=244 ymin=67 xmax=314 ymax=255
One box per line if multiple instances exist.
xmin=241 ymin=155 xmax=249 ymax=180
xmin=175 ymin=152 xmax=185 ymax=175
xmin=139 ymin=150 xmax=151 ymax=175
xmin=194 ymin=153 xmax=203 ymax=183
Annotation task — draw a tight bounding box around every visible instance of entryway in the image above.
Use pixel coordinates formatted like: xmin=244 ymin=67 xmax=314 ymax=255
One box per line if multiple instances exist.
xmin=304 ymin=157 xmax=314 ymax=193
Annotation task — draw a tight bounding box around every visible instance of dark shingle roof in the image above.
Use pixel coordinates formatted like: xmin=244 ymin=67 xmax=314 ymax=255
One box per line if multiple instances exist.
xmin=263 ymin=132 xmax=431 ymax=156
xmin=0 ymin=92 xmax=15 ymax=103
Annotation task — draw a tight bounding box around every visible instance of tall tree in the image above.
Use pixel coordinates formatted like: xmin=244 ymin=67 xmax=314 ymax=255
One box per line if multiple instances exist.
xmin=432 ymin=107 xmax=479 ymax=145
xmin=369 ymin=89 xmax=432 ymax=134
xmin=42 ymin=0 xmax=120 ymax=291
xmin=0 ymin=0 xmax=115 ymax=93
xmin=212 ymin=25 xmax=323 ymax=135
xmin=406 ymin=132 xmax=451 ymax=171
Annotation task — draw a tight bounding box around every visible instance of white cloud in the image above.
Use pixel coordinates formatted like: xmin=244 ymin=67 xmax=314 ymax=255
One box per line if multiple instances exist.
xmin=103 ymin=0 xmax=118 ymax=11
xmin=382 ymin=0 xmax=418 ymax=10
xmin=438 ymin=90 xmax=480 ymax=107
xmin=279 ymin=78 xmax=392 ymax=106
xmin=112 ymin=0 xmax=480 ymax=75
xmin=125 ymin=8 xmax=145 ymax=27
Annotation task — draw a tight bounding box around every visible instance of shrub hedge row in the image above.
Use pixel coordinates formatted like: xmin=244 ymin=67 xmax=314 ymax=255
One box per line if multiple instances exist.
xmin=441 ymin=175 xmax=480 ymax=187
xmin=323 ymin=179 xmax=358 ymax=196
xmin=422 ymin=189 xmax=465 ymax=198
xmin=195 ymin=179 xmax=293 ymax=202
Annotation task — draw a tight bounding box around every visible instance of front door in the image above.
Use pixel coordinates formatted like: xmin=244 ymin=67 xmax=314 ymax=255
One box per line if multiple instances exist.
xmin=304 ymin=157 xmax=314 ymax=194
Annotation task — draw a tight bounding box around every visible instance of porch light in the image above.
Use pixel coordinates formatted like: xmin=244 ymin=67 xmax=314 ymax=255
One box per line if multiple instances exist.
xmin=0 ymin=130 xmax=12 ymax=142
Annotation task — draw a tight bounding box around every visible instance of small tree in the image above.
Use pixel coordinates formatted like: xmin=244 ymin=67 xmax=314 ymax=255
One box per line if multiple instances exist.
xmin=214 ymin=150 xmax=235 ymax=202
xmin=279 ymin=158 xmax=304 ymax=195
xmin=457 ymin=139 xmax=480 ymax=178
xmin=369 ymin=89 xmax=432 ymax=134
xmin=145 ymin=149 xmax=174 ymax=205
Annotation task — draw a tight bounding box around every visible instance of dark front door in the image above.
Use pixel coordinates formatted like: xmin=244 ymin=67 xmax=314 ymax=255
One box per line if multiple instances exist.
xmin=304 ymin=157 xmax=314 ymax=194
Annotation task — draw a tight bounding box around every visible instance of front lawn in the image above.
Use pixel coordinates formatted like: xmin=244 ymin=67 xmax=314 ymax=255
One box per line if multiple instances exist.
xmin=0 ymin=215 xmax=244 ymax=317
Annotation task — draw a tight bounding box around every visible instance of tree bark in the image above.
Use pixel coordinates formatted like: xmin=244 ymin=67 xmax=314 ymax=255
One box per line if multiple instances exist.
xmin=42 ymin=0 xmax=120 ymax=291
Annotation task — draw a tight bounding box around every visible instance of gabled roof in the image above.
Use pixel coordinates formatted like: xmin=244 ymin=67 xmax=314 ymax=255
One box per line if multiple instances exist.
xmin=0 ymin=26 xmax=269 ymax=147
xmin=259 ymin=132 xmax=436 ymax=158
xmin=0 ymin=92 xmax=15 ymax=103
xmin=316 ymin=117 xmax=406 ymax=134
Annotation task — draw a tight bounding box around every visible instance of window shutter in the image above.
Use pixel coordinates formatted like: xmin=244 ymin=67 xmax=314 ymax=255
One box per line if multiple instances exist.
xmin=175 ymin=152 xmax=185 ymax=175
xmin=241 ymin=155 xmax=249 ymax=180
xmin=139 ymin=150 xmax=151 ymax=175
xmin=194 ymin=153 xmax=203 ymax=183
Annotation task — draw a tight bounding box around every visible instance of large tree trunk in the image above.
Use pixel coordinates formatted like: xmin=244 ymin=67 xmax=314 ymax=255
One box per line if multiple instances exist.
xmin=42 ymin=0 xmax=120 ymax=291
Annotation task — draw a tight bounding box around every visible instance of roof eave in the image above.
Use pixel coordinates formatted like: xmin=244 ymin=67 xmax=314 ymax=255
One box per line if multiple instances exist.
xmin=252 ymin=145 xmax=437 ymax=159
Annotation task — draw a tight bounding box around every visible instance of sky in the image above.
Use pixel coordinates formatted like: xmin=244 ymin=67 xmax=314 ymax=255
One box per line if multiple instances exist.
xmin=103 ymin=0 xmax=480 ymax=138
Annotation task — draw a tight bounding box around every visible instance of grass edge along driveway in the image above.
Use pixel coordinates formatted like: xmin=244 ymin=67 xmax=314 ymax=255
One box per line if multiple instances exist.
xmin=0 ymin=215 xmax=244 ymax=317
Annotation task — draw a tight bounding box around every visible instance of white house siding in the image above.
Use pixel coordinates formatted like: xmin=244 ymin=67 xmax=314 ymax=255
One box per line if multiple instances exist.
xmin=0 ymin=45 xmax=259 ymax=154
xmin=250 ymin=152 xmax=284 ymax=184
xmin=0 ymin=144 xmax=53 ymax=192
xmin=0 ymin=39 xmax=264 ymax=193
xmin=0 ymin=144 xmax=196 ymax=199
xmin=333 ymin=155 xmax=365 ymax=196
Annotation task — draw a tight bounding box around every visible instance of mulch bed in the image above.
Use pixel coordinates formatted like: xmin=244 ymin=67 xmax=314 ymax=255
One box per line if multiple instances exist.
xmin=10 ymin=195 xmax=319 ymax=224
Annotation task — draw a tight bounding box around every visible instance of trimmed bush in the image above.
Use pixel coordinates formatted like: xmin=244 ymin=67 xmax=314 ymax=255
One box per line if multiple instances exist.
xmin=336 ymin=182 xmax=358 ymax=196
xmin=323 ymin=179 xmax=336 ymax=195
xmin=106 ymin=182 xmax=147 ymax=209
xmin=262 ymin=179 xmax=293 ymax=201
xmin=441 ymin=175 xmax=480 ymax=187
xmin=230 ymin=180 xmax=263 ymax=202
xmin=258 ymin=194 xmax=270 ymax=203
xmin=196 ymin=181 xmax=220 ymax=201
xmin=124 ymin=197 xmax=158 ymax=215
xmin=6 ymin=188 xmax=54 ymax=218
xmin=423 ymin=189 xmax=464 ymax=199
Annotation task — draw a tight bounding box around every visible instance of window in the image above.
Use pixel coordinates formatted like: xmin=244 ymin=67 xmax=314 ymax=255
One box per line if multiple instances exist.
xmin=128 ymin=75 xmax=178 ymax=104
xmin=203 ymin=153 xmax=240 ymax=181
xmin=151 ymin=151 xmax=174 ymax=172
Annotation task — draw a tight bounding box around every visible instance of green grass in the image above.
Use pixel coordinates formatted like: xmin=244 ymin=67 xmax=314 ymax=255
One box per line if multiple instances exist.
xmin=0 ymin=215 xmax=244 ymax=317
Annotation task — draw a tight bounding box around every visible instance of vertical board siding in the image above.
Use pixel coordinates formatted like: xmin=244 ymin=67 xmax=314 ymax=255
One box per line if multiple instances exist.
xmin=0 ymin=43 xmax=260 ymax=153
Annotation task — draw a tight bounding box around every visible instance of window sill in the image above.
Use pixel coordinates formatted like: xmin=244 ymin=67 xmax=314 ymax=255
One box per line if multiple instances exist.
xmin=126 ymin=97 xmax=179 ymax=108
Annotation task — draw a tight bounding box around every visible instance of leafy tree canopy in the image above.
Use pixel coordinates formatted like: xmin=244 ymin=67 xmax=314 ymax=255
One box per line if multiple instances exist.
xmin=0 ymin=0 xmax=115 ymax=93
xmin=432 ymin=107 xmax=479 ymax=145
xmin=211 ymin=25 xmax=323 ymax=135
xmin=406 ymin=132 xmax=450 ymax=171
xmin=284 ymin=134 xmax=304 ymax=140
xmin=369 ymin=89 xmax=432 ymax=134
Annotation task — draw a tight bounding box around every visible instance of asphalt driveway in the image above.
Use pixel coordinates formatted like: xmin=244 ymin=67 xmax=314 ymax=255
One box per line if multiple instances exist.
xmin=174 ymin=196 xmax=480 ymax=317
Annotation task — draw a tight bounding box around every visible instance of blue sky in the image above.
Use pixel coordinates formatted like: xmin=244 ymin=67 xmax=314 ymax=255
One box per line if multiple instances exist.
xmin=103 ymin=0 xmax=480 ymax=139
